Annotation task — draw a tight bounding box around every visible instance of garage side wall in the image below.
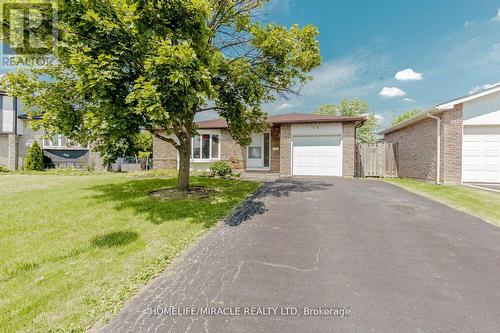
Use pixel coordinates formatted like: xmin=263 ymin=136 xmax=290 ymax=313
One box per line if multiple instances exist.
xmin=342 ymin=122 xmax=355 ymax=177
xmin=384 ymin=118 xmax=438 ymax=181
xmin=440 ymin=104 xmax=463 ymax=184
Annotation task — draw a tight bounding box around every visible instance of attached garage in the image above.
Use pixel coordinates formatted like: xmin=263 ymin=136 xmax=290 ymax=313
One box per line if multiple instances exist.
xmin=381 ymin=85 xmax=500 ymax=185
xmin=462 ymin=125 xmax=500 ymax=183
xmin=291 ymin=123 xmax=342 ymax=177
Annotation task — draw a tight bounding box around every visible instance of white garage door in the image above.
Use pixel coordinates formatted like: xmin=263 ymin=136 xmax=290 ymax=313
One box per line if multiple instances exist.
xmin=292 ymin=136 xmax=342 ymax=176
xmin=462 ymin=125 xmax=500 ymax=183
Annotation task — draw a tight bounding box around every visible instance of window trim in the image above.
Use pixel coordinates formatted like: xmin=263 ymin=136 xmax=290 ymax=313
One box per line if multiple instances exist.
xmin=190 ymin=130 xmax=221 ymax=162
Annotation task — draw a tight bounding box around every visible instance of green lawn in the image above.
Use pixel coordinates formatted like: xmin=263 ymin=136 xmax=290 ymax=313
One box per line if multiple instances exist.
xmin=0 ymin=172 xmax=259 ymax=332
xmin=386 ymin=178 xmax=500 ymax=227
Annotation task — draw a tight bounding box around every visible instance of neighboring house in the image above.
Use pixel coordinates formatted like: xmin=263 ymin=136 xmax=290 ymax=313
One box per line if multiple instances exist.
xmin=381 ymin=85 xmax=500 ymax=184
xmin=153 ymin=113 xmax=366 ymax=177
xmin=0 ymin=91 xmax=102 ymax=170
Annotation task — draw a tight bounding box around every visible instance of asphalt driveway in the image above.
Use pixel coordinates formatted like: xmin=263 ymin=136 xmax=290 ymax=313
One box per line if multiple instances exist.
xmin=101 ymin=177 xmax=500 ymax=333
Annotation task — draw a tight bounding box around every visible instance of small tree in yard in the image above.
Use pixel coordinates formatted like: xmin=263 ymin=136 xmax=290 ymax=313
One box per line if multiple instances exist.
xmin=2 ymin=0 xmax=321 ymax=191
xmin=313 ymin=99 xmax=379 ymax=143
xmin=24 ymin=141 xmax=45 ymax=171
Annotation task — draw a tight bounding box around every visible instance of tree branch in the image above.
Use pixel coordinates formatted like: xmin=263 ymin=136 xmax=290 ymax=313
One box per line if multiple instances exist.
xmin=197 ymin=106 xmax=223 ymax=113
xmin=148 ymin=129 xmax=180 ymax=149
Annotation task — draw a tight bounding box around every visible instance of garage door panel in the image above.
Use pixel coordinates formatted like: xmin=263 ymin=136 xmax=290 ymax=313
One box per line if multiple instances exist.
xmin=292 ymin=135 xmax=342 ymax=177
xmin=462 ymin=125 xmax=500 ymax=183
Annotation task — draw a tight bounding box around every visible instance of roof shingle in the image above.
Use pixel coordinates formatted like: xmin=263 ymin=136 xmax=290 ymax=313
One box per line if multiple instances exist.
xmin=197 ymin=112 xmax=365 ymax=129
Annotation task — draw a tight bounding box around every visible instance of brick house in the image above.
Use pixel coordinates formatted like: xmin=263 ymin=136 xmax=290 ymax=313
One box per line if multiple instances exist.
xmin=153 ymin=113 xmax=365 ymax=177
xmin=381 ymin=85 xmax=500 ymax=184
xmin=0 ymin=92 xmax=102 ymax=170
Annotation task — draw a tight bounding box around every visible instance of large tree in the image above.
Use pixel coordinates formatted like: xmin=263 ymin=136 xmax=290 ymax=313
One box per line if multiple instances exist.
xmin=313 ymin=99 xmax=379 ymax=143
xmin=2 ymin=0 xmax=321 ymax=190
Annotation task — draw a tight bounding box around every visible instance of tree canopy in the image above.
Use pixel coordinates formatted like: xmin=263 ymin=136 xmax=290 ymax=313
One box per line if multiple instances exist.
xmin=2 ymin=0 xmax=321 ymax=190
xmin=313 ymin=99 xmax=379 ymax=143
xmin=392 ymin=108 xmax=422 ymax=125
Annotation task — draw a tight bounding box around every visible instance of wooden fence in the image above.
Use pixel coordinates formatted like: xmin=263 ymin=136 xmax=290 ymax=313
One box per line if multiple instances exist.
xmin=356 ymin=143 xmax=398 ymax=178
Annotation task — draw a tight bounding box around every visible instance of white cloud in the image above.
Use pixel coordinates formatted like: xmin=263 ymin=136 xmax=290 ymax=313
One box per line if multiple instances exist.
xmin=374 ymin=113 xmax=384 ymax=123
xmin=301 ymin=59 xmax=361 ymax=98
xmin=394 ymin=68 xmax=423 ymax=81
xmin=403 ymin=98 xmax=415 ymax=102
xmin=465 ymin=21 xmax=470 ymax=27
xmin=378 ymin=87 xmax=406 ymax=98
xmin=469 ymin=81 xmax=500 ymax=94
xmin=491 ymin=9 xmax=500 ymax=21
xmin=276 ymin=103 xmax=295 ymax=110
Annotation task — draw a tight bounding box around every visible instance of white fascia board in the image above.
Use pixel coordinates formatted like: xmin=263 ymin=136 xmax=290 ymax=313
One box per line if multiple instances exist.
xmin=437 ymin=85 xmax=500 ymax=110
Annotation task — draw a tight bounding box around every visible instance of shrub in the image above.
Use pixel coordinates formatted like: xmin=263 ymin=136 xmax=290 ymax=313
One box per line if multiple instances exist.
xmin=209 ymin=161 xmax=232 ymax=177
xmin=0 ymin=166 xmax=9 ymax=172
xmin=24 ymin=141 xmax=45 ymax=171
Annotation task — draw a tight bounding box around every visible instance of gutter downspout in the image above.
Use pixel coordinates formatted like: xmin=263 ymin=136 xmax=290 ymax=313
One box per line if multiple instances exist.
xmin=427 ymin=113 xmax=441 ymax=185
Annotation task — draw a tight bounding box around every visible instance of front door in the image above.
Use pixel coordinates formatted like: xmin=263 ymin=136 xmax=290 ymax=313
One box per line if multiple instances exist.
xmin=247 ymin=133 xmax=270 ymax=170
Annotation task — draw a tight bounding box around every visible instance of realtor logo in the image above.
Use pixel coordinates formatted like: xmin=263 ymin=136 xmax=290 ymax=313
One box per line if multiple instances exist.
xmin=0 ymin=0 xmax=57 ymax=67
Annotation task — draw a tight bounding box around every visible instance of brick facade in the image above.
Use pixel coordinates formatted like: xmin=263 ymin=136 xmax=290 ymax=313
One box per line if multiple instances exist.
xmin=385 ymin=117 xmax=438 ymax=182
xmin=152 ymin=130 xmax=178 ymax=169
xmin=270 ymin=126 xmax=281 ymax=173
xmin=342 ymin=122 xmax=356 ymax=177
xmin=384 ymin=105 xmax=464 ymax=184
xmin=8 ymin=134 xmax=19 ymax=170
xmin=440 ymin=104 xmax=463 ymax=184
xmin=152 ymin=122 xmax=359 ymax=178
xmin=0 ymin=134 xmax=20 ymax=170
xmin=220 ymin=129 xmax=246 ymax=172
xmin=279 ymin=124 xmax=291 ymax=176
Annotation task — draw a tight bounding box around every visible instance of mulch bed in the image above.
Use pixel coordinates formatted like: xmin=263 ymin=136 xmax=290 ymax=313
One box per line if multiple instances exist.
xmin=149 ymin=186 xmax=214 ymax=200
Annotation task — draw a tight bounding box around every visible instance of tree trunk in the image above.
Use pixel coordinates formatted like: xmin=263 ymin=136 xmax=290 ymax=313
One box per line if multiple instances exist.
xmin=177 ymin=139 xmax=191 ymax=191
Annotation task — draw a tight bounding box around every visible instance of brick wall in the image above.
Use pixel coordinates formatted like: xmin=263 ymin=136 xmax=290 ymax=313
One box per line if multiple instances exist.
xmin=8 ymin=134 xmax=19 ymax=170
xmin=440 ymin=104 xmax=463 ymax=184
xmin=384 ymin=106 xmax=464 ymax=184
xmin=270 ymin=126 xmax=280 ymax=173
xmin=220 ymin=129 xmax=246 ymax=172
xmin=342 ymin=122 xmax=356 ymax=177
xmin=384 ymin=117 xmax=438 ymax=181
xmin=152 ymin=130 xmax=178 ymax=169
xmin=279 ymin=124 xmax=291 ymax=176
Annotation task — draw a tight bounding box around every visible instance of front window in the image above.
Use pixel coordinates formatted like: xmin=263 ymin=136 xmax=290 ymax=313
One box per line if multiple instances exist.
xmin=248 ymin=147 xmax=261 ymax=159
xmin=192 ymin=135 xmax=201 ymax=158
xmin=191 ymin=132 xmax=220 ymax=160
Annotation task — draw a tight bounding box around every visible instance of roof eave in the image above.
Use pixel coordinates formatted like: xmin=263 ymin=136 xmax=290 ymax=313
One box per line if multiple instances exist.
xmin=378 ymin=107 xmax=444 ymax=135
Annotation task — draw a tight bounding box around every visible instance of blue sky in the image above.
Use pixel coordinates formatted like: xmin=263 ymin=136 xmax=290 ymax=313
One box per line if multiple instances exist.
xmin=263 ymin=0 xmax=500 ymax=126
